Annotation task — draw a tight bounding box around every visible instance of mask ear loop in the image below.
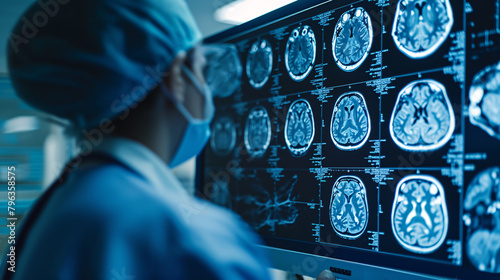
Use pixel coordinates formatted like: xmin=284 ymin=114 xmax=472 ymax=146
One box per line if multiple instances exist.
xmin=180 ymin=65 xmax=215 ymax=120
xmin=160 ymin=65 xmax=214 ymax=168
xmin=159 ymin=72 xmax=214 ymax=125
xmin=159 ymin=82 xmax=195 ymax=123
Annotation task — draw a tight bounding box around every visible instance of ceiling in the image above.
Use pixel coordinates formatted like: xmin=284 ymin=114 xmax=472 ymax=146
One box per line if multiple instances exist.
xmin=0 ymin=0 xmax=234 ymax=74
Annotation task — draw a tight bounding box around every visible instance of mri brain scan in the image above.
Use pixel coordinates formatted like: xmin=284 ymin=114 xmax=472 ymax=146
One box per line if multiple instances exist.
xmin=332 ymin=7 xmax=373 ymax=72
xmin=392 ymin=0 xmax=454 ymax=59
xmin=392 ymin=175 xmax=448 ymax=254
xmin=469 ymin=62 xmax=500 ymax=140
xmin=210 ymin=114 xmax=237 ymax=156
xmin=330 ymin=92 xmax=371 ymax=151
xmin=284 ymin=99 xmax=315 ymax=157
xmin=390 ymin=80 xmax=455 ymax=152
xmin=246 ymin=39 xmax=273 ymax=89
xmin=244 ymin=106 xmax=272 ymax=158
xmin=285 ymin=25 xmax=316 ymax=81
xmin=237 ymin=175 xmax=299 ymax=232
xmin=329 ymin=176 xmax=368 ymax=239
xmin=463 ymin=167 xmax=500 ymax=273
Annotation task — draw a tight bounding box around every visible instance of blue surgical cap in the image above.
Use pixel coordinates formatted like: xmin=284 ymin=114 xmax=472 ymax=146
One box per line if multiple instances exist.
xmin=7 ymin=0 xmax=201 ymax=130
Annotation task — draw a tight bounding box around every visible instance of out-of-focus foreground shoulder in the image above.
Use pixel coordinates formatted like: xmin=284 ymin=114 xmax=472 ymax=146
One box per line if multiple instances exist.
xmin=8 ymin=163 xmax=271 ymax=280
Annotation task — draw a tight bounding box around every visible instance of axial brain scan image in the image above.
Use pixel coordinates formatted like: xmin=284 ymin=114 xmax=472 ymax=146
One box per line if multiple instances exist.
xmin=469 ymin=62 xmax=500 ymax=140
xmin=390 ymin=79 xmax=455 ymax=152
xmin=246 ymin=39 xmax=273 ymax=89
xmin=330 ymin=176 xmax=369 ymax=240
xmin=210 ymin=114 xmax=237 ymax=156
xmin=463 ymin=167 xmax=500 ymax=273
xmin=285 ymin=25 xmax=316 ymax=81
xmin=284 ymin=99 xmax=315 ymax=157
xmin=244 ymin=106 xmax=272 ymax=158
xmin=392 ymin=0 xmax=454 ymax=59
xmin=391 ymin=175 xmax=448 ymax=254
xmin=332 ymin=7 xmax=373 ymax=72
xmin=330 ymin=92 xmax=371 ymax=151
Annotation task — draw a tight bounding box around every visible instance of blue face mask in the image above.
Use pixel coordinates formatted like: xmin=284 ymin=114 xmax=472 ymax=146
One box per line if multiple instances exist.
xmin=162 ymin=65 xmax=214 ymax=168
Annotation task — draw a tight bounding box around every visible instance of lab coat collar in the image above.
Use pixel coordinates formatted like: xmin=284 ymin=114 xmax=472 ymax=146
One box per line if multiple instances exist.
xmin=91 ymin=137 xmax=188 ymax=195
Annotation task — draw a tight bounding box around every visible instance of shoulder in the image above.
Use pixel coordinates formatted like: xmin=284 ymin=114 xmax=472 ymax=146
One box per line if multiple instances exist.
xmin=168 ymin=197 xmax=271 ymax=279
xmin=21 ymin=161 xmax=271 ymax=279
xmin=59 ymin=161 xmax=163 ymax=214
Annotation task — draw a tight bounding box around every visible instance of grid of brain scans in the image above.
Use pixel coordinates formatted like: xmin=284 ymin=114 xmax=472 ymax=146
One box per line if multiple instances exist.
xmin=202 ymin=0 xmax=500 ymax=276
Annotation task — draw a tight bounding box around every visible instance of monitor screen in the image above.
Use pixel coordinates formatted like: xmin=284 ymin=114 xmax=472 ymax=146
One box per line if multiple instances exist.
xmin=197 ymin=0 xmax=500 ymax=279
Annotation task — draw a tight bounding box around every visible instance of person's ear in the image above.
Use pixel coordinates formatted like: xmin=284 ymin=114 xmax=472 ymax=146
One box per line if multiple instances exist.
xmin=164 ymin=51 xmax=187 ymax=104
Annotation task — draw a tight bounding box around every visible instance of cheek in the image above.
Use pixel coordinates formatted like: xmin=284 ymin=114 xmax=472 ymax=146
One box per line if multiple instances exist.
xmin=183 ymin=84 xmax=206 ymax=119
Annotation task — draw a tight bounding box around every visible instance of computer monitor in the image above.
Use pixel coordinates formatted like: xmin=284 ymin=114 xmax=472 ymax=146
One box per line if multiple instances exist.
xmin=197 ymin=0 xmax=500 ymax=279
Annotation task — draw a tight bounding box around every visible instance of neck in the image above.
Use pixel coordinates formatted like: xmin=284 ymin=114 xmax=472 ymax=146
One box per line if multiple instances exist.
xmin=105 ymin=91 xmax=186 ymax=165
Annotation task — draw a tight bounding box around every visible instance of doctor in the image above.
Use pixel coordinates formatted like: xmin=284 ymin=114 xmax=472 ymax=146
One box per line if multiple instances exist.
xmin=4 ymin=0 xmax=336 ymax=279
